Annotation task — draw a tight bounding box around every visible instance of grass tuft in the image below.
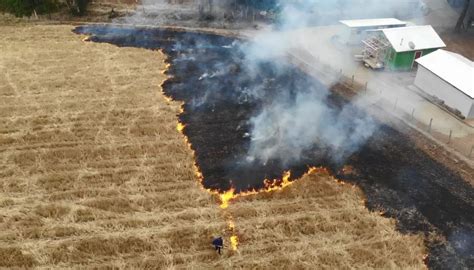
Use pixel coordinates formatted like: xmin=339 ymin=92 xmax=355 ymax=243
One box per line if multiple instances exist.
xmin=0 ymin=247 xmax=36 ymax=268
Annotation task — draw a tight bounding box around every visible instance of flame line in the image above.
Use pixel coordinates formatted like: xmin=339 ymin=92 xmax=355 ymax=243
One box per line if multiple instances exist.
xmin=160 ymin=50 xmax=341 ymax=253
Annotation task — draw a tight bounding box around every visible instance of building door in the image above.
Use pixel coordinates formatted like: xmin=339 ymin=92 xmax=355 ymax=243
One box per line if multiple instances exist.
xmin=412 ymin=51 xmax=423 ymax=68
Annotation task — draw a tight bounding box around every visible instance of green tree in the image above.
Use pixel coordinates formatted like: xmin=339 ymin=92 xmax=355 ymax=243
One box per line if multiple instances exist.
xmin=65 ymin=0 xmax=88 ymax=16
xmin=455 ymin=0 xmax=472 ymax=32
xmin=0 ymin=0 xmax=59 ymax=17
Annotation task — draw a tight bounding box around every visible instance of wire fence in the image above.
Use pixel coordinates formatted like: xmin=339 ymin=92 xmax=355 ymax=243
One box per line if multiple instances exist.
xmin=342 ymin=76 xmax=474 ymax=160
xmin=288 ymin=52 xmax=473 ymax=160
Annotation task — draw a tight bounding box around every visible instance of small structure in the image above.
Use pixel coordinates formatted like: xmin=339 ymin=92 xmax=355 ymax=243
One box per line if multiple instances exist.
xmin=339 ymin=18 xmax=407 ymax=45
xmin=381 ymin=25 xmax=446 ymax=70
xmin=360 ymin=35 xmax=392 ymax=69
xmin=415 ymin=50 xmax=474 ymax=119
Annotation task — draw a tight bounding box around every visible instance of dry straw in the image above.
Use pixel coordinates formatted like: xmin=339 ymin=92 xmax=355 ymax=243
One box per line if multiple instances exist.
xmin=0 ymin=24 xmax=426 ymax=269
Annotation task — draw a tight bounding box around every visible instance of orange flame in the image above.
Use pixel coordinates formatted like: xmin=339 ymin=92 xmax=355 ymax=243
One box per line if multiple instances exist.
xmin=159 ymin=50 xmax=174 ymax=103
xmin=264 ymin=170 xmax=292 ymax=191
xmin=163 ymin=54 xmax=342 ymax=254
xmin=163 ymin=95 xmax=173 ymax=103
xmin=220 ymin=188 xmax=236 ymax=209
xmin=177 ymin=122 xmax=186 ymax=132
xmin=230 ymin=235 xmax=239 ymax=251
xmin=161 ymin=51 xmax=206 ymax=192
xmin=161 ymin=49 xmax=364 ymax=255
xmin=216 ymin=167 xmax=329 ymax=209
xmin=227 ymin=219 xmax=239 ymax=251
xmin=214 ymin=167 xmax=329 ymax=253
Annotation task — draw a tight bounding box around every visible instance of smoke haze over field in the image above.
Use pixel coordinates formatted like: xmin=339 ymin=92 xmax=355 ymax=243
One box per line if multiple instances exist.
xmin=116 ymin=0 xmax=428 ymax=26
xmin=246 ymin=88 xmax=377 ymax=165
xmin=276 ymin=0 xmax=427 ymax=27
xmin=242 ymin=0 xmax=388 ymax=165
xmin=114 ymin=0 xmax=436 ymax=166
xmin=242 ymin=0 xmax=458 ymax=166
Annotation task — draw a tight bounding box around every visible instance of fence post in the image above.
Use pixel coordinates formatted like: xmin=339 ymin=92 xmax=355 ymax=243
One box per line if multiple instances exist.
xmin=448 ymin=130 xmax=452 ymax=144
xmin=411 ymin=108 xmax=415 ymax=120
xmin=428 ymin=118 xmax=433 ymax=133
xmin=351 ymin=75 xmax=355 ymax=86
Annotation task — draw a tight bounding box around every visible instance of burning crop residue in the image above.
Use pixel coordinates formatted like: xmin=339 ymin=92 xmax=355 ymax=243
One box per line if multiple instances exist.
xmin=217 ymin=167 xmax=329 ymax=209
xmin=174 ymin=110 xmax=327 ymax=251
xmin=227 ymin=219 xmax=239 ymax=251
xmin=171 ymin=89 xmax=334 ymax=252
xmin=176 ymin=122 xmax=186 ymax=133
xmin=174 ymin=117 xmax=242 ymax=251
xmin=76 ymin=25 xmax=474 ymax=268
xmin=230 ymin=235 xmax=239 ymax=251
xmin=217 ymin=171 xmax=293 ymax=210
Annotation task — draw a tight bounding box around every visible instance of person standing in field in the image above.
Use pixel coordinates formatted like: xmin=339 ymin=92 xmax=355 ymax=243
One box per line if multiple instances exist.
xmin=212 ymin=236 xmax=223 ymax=255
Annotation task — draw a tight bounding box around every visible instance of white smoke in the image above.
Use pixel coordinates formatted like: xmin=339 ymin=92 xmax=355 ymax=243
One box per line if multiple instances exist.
xmin=246 ymin=89 xmax=377 ymax=165
xmin=242 ymin=0 xmax=427 ymax=165
xmin=115 ymin=0 xmax=428 ymax=27
xmin=242 ymin=0 xmax=465 ymax=165
xmin=113 ymin=0 xmax=434 ymax=165
xmin=114 ymin=0 xmax=232 ymax=26
xmin=276 ymin=0 xmax=428 ymax=27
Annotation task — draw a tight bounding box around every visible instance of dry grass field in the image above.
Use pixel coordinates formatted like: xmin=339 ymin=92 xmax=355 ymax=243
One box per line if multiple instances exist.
xmin=0 ymin=24 xmax=426 ymax=269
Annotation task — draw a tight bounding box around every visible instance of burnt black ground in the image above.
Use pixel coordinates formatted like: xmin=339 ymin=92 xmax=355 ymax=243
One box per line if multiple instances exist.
xmin=74 ymin=25 xmax=473 ymax=269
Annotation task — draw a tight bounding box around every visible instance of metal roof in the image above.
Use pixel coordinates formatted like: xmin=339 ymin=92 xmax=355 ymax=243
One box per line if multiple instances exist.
xmin=339 ymin=18 xmax=406 ymax=28
xmin=416 ymin=50 xmax=474 ymax=99
xmin=382 ymin=25 xmax=446 ymax=53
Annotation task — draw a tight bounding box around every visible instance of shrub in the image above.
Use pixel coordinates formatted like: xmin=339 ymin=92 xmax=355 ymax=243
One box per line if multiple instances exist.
xmin=0 ymin=0 xmax=60 ymax=17
xmin=66 ymin=0 xmax=89 ymax=16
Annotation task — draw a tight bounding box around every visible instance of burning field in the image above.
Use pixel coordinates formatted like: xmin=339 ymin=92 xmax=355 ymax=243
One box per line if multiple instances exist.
xmin=75 ymin=25 xmax=474 ymax=269
xmin=0 ymin=23 xmax=471 ymax=269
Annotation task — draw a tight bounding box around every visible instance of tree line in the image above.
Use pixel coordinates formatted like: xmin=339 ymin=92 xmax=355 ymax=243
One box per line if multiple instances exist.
xmin=197 ymin=0 xmax=279 ymax=21
xmin=0 ymin=0 xmax=89 ymax=17
xmin=453 ymin=0 xmax=473 ymax=32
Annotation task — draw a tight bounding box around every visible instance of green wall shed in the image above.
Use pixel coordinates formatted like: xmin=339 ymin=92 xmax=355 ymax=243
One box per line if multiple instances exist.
xmin=381 ymin=26 xmax=446 ymax=71
xmin=385 ymin=48 xmax=438 ymax=70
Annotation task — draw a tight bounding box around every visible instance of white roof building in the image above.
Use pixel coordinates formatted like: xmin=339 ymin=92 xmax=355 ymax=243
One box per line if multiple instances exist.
xmin=414 ymin=50 xmax=474 ymax=119
xmin=382 ymin=25 xmax=446 ymax=52
xmin=339 ymin=18 xmax=407 ymax=45
xmin=416 ymin=50 xmax=474 ymax=98
xmin=340 ymin=18 xmax=407 ymax=28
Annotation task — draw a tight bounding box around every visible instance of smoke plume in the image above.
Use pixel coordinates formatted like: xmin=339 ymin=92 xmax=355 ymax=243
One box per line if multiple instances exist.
xmin=115 ymin=0 xmax=433 ymax=166
xmin=246 ymin=88 xmax=376 ymax=165
xmin=117 ymin=0 xmax=428 ymax=26
xmin=241 ymin=0 xmax=394 ymax=165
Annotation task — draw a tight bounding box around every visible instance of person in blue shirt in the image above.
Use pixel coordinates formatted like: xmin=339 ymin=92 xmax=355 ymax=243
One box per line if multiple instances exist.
xmin=212 ymin=236 xmax=223 ymax=254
